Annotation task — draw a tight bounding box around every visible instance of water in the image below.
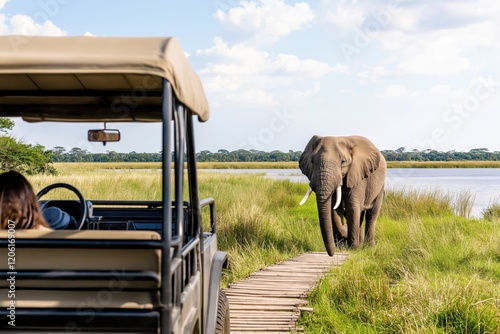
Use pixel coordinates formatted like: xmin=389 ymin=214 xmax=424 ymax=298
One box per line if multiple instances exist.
xmin=385 ymin=168 xmax=500 ymax=218
xmin=200 ymin=168 xmax=500 ymax=218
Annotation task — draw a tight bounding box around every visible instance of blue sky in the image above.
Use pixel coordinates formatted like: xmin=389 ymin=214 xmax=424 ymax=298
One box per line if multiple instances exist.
xmin=1 ymin=0 xmax=500 ymax=153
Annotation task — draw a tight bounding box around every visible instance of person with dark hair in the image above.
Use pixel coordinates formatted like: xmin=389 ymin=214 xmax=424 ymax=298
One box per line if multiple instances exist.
xmin=0 ymin=170 xmax=51 ymax=229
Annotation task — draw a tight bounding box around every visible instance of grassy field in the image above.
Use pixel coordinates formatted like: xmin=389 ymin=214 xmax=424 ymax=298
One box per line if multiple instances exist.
xmin=53 ymin=160 xmax=500 ymax=171
xmin=198 ymin=161 xmax=500 ymax=169
xmin=29 ymin=164 xmax=500 ymax=333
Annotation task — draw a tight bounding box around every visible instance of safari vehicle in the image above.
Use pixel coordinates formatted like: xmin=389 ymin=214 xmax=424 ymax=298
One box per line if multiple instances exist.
xmin=0 ymin=36 xmax=229 ymax=333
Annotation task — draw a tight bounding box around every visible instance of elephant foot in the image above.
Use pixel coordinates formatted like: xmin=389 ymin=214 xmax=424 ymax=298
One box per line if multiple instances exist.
xmin=347 ymin=240 xmax=361 ymax=250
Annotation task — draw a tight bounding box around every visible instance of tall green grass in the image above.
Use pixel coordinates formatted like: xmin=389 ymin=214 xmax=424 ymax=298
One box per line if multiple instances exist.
xmin=383 ymin=187 xmax=477 ymax=219
xmin=30 ymin=170 xmax=163 ymax=201
xmin=483 ymin=197 xmax=500 ymax=223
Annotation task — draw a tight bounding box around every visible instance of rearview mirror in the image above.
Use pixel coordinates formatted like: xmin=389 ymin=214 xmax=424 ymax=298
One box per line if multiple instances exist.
xmin=88 ymin=129 xmax=120 ymax=143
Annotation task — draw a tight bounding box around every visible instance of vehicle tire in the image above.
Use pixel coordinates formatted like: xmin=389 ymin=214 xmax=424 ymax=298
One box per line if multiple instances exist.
xmin=215 ymin=289 xmax=230 ymax=334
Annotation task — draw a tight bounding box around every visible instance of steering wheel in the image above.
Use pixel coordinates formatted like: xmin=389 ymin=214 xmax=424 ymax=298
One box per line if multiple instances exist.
xmin=37 ymin=183 xmax=88 ymax=230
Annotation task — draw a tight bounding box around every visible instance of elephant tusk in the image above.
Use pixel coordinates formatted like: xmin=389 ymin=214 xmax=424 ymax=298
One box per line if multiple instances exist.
xmin=299 ymin=187 xmax=313 ymax=205
xmin=333 ymin=186 xmax=342 ymax=210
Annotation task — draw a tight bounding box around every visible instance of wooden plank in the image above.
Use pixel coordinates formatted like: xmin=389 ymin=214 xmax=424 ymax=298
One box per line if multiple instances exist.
xmin=227 ymin=301 xmax=307 ymax=307
xmin=226 ymin=291 xmax=306 ymax=298
xmin=231 ymin=332 xmax=295 ymax=334
xmin=231 ymin=316 xmax=297 ymax=320
xmin=238 ymin=280 xmax=316 ymax=286
xmin=231 ymin=326 xmax=304 ymax=332
xmin=230 ymin=319 xmax=296 ymax=324
xmin=229 ymin=311 xmax=300 ymax=317
xmin=228 ymin=305 xmax=299 ymax=311
xmin=227 ymin=252 xmax=347 ymax=333
xmin=229 ymin=286 xmax=310 ymax=291
xmin=230 ymin=317 xmax=298 ymax=320
xmin=247 ymin=272 xmax=319 ymax=278
xmin=230 ymin=326 xmax=299 ymax=331
xmin=227 ymin=300 xmax=308 ymax=306
xmin=231 ymin=282 xmax=309 ymax=288
xmin=230 ymin=312 xmax=299 ymax=316
xmin=235 ymin=276 xmax=318 ymax=282
xmin=230 ymin=320 xmax=296 ymax=324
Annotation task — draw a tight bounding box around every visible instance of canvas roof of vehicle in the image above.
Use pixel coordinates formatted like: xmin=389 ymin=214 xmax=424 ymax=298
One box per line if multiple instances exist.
xmin=0 ymin=36 xmax=209 ymax=122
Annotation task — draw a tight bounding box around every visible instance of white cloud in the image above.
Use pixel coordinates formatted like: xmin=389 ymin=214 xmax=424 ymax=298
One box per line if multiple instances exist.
xmin=321 ymin=0 xmax=404 ymax=34
xmin=323 ymin=1 xmax=499 ymax=77
xmin=442 ymin=1 xmax=500 ymax=21
xmin=198 ymin=37 xmax=337 ymax=79
xmin=430 ymin=85 xmax=451 ymax=95
xmin=380 ymin=19 xmax=497 ymax=76
xmin=385 ymin=21 xmax=497 ymax=76
xmin=323 ymin=1 xmax=366 ymax=32
xmin=388 ymin=5 xmax=426 ymax=33
xmin=224 ymin=88 xmax=276 ymax=106
xmin=358 ymin=65 xmax=389 ymax=84
xmin=196 ymin=37 xmax=338 ymax=107
xmin=283 ymin=81 xmax=321 ymax=104
xmin=377 ymin=84 xmax=421 ymax=101
xmin=198 ymin=38 xmax=273 ymax=76
xmin=0 ymin=0 xmax=10 ymax=10
xmin=0 ymin=14 xmax=5 ymax=33
xmin=0 ymin=14 xmax=66 ymax=35
xmin=274 ymin=54 xmax=346 ymax=77
xmin=339 ymin=88 xmax=353 ymax=95
xmin=395 ymin=48 xmax=470 ymax=77
xmin=215 ymin=0 xmax=314 ymax=45
xmin=383 ymin=3 xmax=498 ymax=76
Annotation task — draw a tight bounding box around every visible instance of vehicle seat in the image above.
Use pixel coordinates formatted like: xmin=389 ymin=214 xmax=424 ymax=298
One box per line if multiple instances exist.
xmin=0 ymin=229 xmax=163 ymax=333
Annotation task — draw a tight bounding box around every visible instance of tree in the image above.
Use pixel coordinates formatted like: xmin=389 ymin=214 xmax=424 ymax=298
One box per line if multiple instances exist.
xmin=0 ymin=136 xmax=56 ymax=175
xmin=0 ymin=118 xmax=56 ymax=175
xmin=52 ymin=146 xmax=66 ymax=162
xmin=0 ymin=118 xmax=14 ymax=134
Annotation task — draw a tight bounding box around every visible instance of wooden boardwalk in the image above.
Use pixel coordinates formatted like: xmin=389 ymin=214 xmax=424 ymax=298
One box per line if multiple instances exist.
xmin=224 ymin=252 xmax=347 ymax=333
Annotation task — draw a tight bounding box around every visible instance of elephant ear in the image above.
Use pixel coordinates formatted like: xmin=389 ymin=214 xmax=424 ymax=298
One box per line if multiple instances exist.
xmin=299 ymin=135 xmax=321 ymax=180
xmin=346 ymin=136 xmax=382 ymax=188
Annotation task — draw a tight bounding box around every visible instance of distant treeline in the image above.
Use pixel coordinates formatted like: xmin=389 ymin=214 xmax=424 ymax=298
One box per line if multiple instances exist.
xmin=381 ymin=147 xmax=500 ymax=162
xmin=51 ymin=147 xmax=500 ymax=163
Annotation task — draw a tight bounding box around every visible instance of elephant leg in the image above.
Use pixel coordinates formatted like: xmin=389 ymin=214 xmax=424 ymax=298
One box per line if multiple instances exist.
xmin=346 ymin=206 xmax=362 ymax=249
xmin=332 ymin=208 xmax=347 ymax=245
xmin=364 ymin=191 xmax=384 ymax=245
xmin=358 ymin=210 xmax=366 ymax=245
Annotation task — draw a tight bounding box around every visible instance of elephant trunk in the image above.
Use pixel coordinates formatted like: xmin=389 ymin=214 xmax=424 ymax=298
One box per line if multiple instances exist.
xmin=316 ymin=192 xmax=336 ymax=256
xmin=300 ymin=186 xmax=339 ymax=207
xmin=313 ymin=166 xmax=342 ymax=256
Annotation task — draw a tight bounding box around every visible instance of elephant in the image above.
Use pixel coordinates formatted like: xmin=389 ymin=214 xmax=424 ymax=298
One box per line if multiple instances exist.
xmin=299 ymin=135 xmax=387 ymax=256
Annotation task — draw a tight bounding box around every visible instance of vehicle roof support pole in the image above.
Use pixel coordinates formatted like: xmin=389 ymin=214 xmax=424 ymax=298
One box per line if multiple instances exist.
xmin=161 ymin=78 xmax=173 ymax=334
xmin=185 ymin=111 xmax=204 ymax=330
xmin=186 ymin=111 xmax=200 ymax=239
xmin=173 ymin=100 xmax=185 ymax=260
